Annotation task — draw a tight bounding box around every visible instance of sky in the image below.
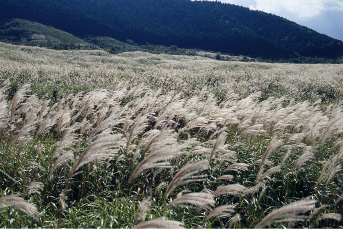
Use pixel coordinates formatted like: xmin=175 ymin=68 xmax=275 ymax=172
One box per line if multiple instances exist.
xmin=213 ymin=0 xmax=343 ymax=41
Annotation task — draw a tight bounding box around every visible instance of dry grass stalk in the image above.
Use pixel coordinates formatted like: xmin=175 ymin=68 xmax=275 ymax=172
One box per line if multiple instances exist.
xmin=137 ymin=197 xmax=151 ymax=222
xmin=254 ymin=199 xmax=316 ymax=228
xmin=205 ymin=205 xmax=236 ymax=221
xmin=0 ymin=194 xmax=38 ymax=217
xmin=167 ymin=192 xmax=215 ymax=212
xmin=134 ymin=217 xmax=184 ymax=228
xmin=165 ymin=160 xmax=209 ymax=197
xmin=0 ymin=168 xmax=18 ymax=183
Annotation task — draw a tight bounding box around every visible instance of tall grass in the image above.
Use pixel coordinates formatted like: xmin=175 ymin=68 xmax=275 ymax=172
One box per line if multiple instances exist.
xmin=1 ymin=42 xmax=343 ymax=227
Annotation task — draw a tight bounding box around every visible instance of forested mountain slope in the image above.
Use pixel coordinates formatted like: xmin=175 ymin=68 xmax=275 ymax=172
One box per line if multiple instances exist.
xmin=1 ymin=0 xmax=342 ymax=59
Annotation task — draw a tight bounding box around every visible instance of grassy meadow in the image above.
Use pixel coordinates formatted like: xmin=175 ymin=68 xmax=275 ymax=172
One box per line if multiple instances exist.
xmin=1 ymin=41 xmax=343 ymax=227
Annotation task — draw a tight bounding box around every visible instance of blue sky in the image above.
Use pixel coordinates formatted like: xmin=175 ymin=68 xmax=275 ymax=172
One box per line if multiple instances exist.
xmin=213 ymin=0 xmax=343 ymax=41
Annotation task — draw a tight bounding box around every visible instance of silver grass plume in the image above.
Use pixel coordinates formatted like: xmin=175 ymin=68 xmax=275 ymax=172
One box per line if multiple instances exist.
xmin=36 ymin=116 xmax=55 ymax=136
xmin=26 ymin=182 xmax=44 ymax=195
xmin=167 ymin=192 xmax=215 ymax=212
xmin=0 ymin=99 xmax=8 ymax=131
xmin=59 ymin=191 xmax=68 ymax=211
xmin=320 ymin=114 xmax=341 ymax=145
xmin=243 ymin=181 xmax=267 ymax=196
xmin=256 ymin=165 xmax=282 ymax=184
xmin=134 ymin=129 xmax=176 ymax=163
xmin=294 ymin=147 xmax=315 ymax=172
xmin=8 ymin=118 xmax=37 ymax=147
xmin=256 ymin=136 xmax=282 ymax=183
xmin=156 ymin=182 xmax=168 ymax=192
xmin=240 ymin=124 xmax=266 ymax=137
xmin=209 ymin=127 xmax=228 ymax=140
xmin=254 ymin=199 xmax=316 ymax=228
xmin=216 ymin=175 xmax=234 ymax=182
xmin=337 ymin=194 xmax=343 ymax=204
xmin=0 ymin=194 xmax=38 ymax=217
xmin=9 ymin=84 xmax=30 ymax=123
xmin=38 ymin=99 xmax=49 ymax=121
xmin=228 ymin=214 xmax=241 ymax=229
xmin=205 ymin=205 xmax=236 ymax=221
xmin=129 ymin=137 xmax=182 ymax=183
xmin=165 ymin=160 xmax=209 ymax=197
xmin=124 ymin=115 xmax=149 ymax=154
xmin=214 ymin=184 xmax=247 ymax=197
xmin=56 ymin=111 xmax=72 ymax=134
xmin=68 ymin=132 xmax=122 ymax=178
xmin=225 ymin=163 xmax=249 ymax=173
xmin=317 ymin=213 xmax=342 ymax=222
xmin=177 ymin=116 xmax=209 ymax=136
xmin=0 ymin=81 xmax=9 ymax=129
xmin=88 ymin=110 xmax=119 ymax=141
xmin=309 ymin=204 xmax=328 ymax=219
xmin=52 ymin=123 xmax=80 ymax=159
xmin=137 ymin=197 xmax=151 ymax=222
xmin=49 ymin=123 xmax=80 ymax=179
xmin=260 ymin=136 xmax=282 ymax=167
xmin=209 ymin=132 xmax=228 ymax=160
xmin=134 ymin=217 xmax=184 ymax=228
xmin=317 ymin=146 xmax=343 ymax=185
xmin=0 ymin=80 xmax=9 ymax=99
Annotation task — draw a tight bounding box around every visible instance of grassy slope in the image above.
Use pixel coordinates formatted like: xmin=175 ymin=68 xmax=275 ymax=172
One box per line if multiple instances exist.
xmin=1 ymin=43 xmax=343 ymax=227
xmin=0 ymin=19 xmax=91 ymax=49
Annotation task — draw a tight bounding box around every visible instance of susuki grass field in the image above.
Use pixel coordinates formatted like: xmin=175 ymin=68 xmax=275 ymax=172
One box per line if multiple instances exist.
xmin=1 ymin=42 xmax=343 ymax=227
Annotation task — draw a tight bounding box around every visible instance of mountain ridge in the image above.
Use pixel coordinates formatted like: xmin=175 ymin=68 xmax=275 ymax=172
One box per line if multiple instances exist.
xmin=0 ymin=0 xmax=342 ymax=60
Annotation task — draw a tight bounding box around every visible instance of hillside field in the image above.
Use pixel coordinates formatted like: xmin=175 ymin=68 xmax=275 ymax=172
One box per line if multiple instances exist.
xmin=1 ymin=42 xmax=343 ymax=227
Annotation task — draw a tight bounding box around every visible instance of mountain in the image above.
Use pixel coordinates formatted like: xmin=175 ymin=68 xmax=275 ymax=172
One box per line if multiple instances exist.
xmin=1 ymin=0 xmax=343 ymax=60
xmin=0 ymin=18 xmax=91 ymax=49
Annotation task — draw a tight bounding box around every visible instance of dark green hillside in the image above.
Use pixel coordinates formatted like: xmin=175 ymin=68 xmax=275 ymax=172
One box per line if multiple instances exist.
xmin=1 ymin=0 xmax=343 ymax=59
xmin=0 ymin=18 xmax=91 ymax=49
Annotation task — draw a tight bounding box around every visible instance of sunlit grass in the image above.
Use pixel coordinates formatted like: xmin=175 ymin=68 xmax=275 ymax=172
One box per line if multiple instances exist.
xmin=1 ymin=42 xmax=343 ymax=227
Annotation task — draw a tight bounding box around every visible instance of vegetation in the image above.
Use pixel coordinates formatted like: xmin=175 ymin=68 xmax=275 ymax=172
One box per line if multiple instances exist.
xmin=1 ymin=0 xmax=343 ymax=61
xmin=0 ymin=18 xmax=92 ymax=49
xmin=1 ymin=42 xmax=343 ymax=227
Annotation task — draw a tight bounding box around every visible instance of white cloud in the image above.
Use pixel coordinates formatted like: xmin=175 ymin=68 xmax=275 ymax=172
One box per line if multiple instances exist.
xmin=222 ymin=0 xmax=343 ymax=19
